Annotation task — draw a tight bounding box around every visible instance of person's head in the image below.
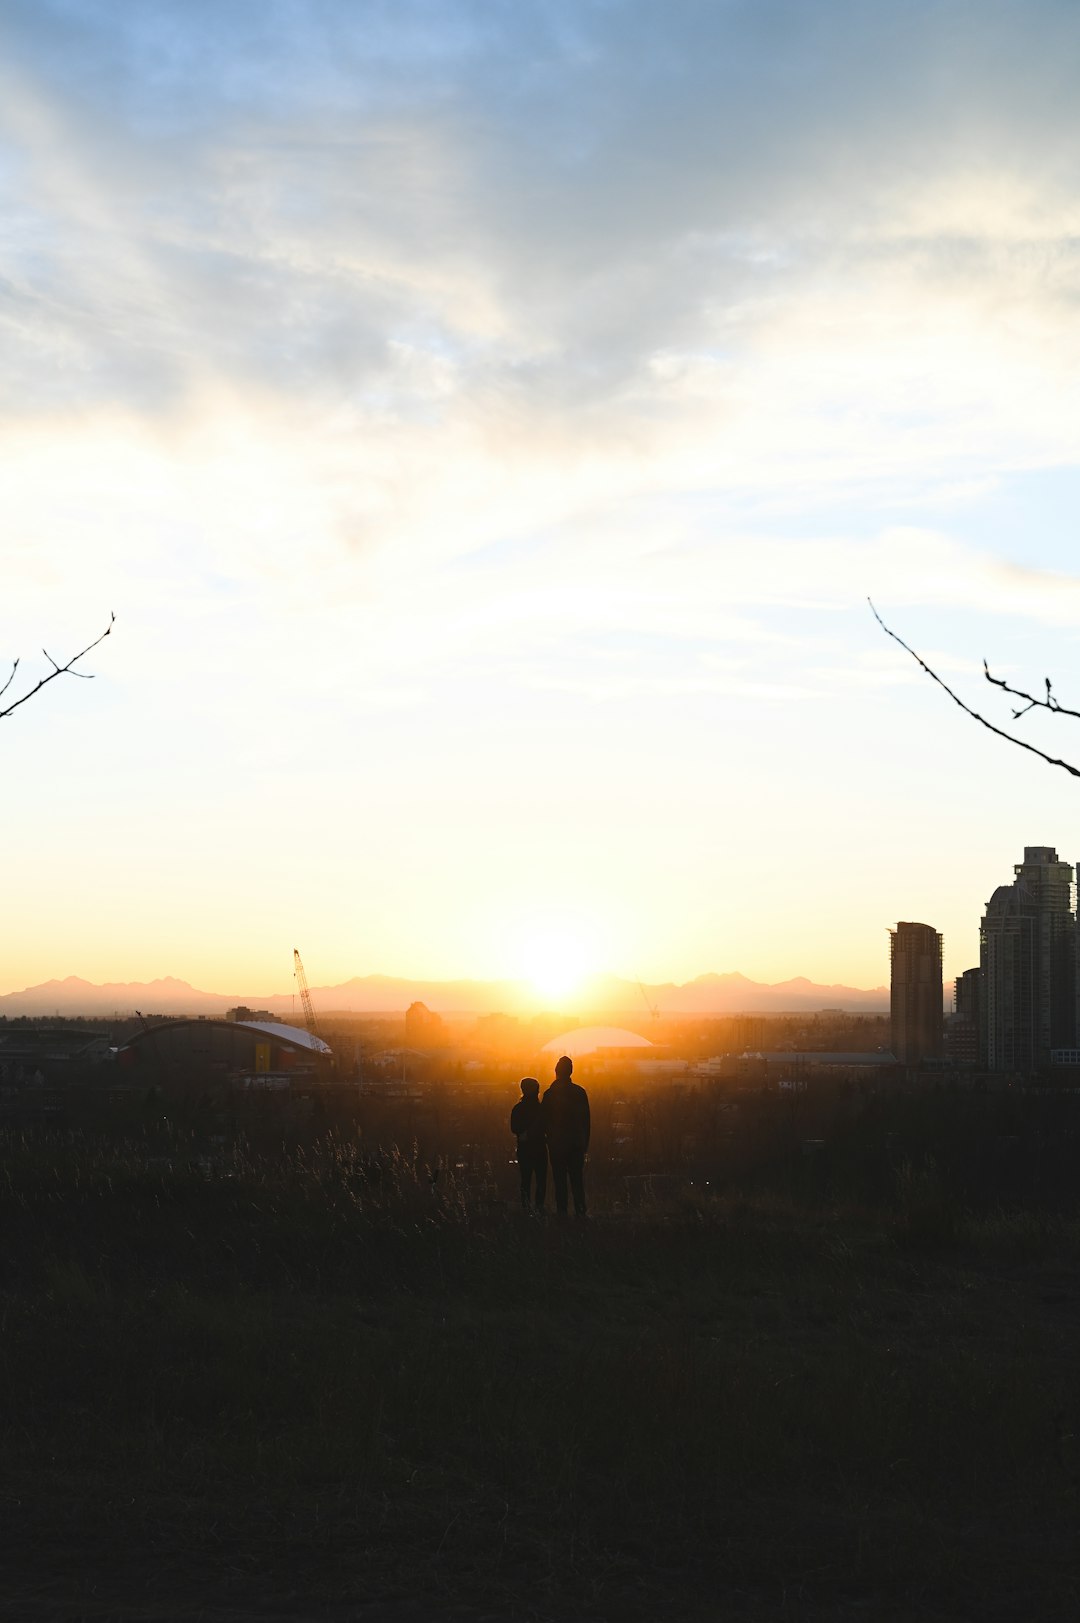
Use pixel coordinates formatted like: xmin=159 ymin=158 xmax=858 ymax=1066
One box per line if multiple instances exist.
xmin=520 ymin=1076 xmax=540 ymax=1097
xmin=554 ymin=1054 xmax=573 ymax=1080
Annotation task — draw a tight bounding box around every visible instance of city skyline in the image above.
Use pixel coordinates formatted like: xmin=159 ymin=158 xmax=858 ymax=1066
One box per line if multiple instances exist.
xmin=6 ymin=4 xmax=1080 ymax=997
xmin=882 ymin=843 xmax=1080 ymax=1078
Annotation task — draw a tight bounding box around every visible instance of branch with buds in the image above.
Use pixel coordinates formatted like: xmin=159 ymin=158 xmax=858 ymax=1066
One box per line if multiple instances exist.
xmin=868 ymin=598 xmax=1080 ymax=781
xmin=982 ymin=664 xmax=1080 ymax=723
xmin=1 ymin=613 xmax=116 ymax=723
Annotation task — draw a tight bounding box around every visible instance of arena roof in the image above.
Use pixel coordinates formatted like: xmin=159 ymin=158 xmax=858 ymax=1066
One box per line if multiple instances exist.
xmin=540 ymin=1025 xmax=654 ymax=1057
xmin=234 ymin=1020 xmax=332 ymax=1055
xmin=119 ymin=1018 xmax=333 ymax=1057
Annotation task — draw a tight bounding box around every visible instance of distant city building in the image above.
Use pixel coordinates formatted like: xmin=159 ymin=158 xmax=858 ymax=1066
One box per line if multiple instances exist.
xmin=945 ymin=966 xmax=982 ymax=1067
xmin=890 ymin=922 xmax=943 ymax=1064
xmin=404 ymin=1001 xmax=445 ymax=1049
xmin=980 ymin=846 xmax=1075 ymax=1074
xmin=954 ymin=967 xmax=981 ymax=1023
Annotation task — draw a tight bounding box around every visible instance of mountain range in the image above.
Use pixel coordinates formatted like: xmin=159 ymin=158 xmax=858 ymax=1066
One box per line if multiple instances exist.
xmin=0 ymin=970 xmax=889 ymax=1018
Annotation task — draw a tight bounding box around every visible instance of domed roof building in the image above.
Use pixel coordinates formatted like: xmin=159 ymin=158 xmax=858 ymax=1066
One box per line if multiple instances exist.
xmin=540 ymin=1025 xmax=654 ymax=1058
xmin=538 ymin=1025 xmax=688 ymax=1079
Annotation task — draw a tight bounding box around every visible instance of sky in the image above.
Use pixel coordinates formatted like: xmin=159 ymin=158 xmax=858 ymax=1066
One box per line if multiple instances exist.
xmin=4 ymin=0 xmax=1080 ymax=1003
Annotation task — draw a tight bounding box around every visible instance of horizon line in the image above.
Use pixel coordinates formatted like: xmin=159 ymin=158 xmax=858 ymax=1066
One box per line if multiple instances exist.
xmin=0 ymin=965 xmax=896 ymax=1002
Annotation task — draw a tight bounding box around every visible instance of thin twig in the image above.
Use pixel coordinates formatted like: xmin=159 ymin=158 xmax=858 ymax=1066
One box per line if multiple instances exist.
xmin=868 ymin=599 xmax=1080 ymax=780
xmin=982 ymin=663 xmax=1080 ymax=722
xmin=1 ymin=613 xmax=115 ymax=723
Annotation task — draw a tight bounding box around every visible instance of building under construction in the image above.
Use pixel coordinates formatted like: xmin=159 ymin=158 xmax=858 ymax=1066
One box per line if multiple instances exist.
xmin=890 ymin=921 xmax=943 ymax=1065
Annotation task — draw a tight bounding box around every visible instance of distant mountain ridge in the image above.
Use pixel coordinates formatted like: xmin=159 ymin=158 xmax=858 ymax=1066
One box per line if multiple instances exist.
xmin=0 ymin=970 xmax=888 ymax=1017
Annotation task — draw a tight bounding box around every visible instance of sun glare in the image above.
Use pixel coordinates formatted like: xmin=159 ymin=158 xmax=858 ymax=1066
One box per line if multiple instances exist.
xmin=509 ymin=918 xmax=600 ymax=1009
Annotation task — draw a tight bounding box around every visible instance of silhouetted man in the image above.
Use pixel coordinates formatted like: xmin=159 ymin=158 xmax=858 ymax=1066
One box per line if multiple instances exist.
xmin=541 ymin=1054 xmax=590 ymax=1217
xmin=510 ymin=1076 xmax=547 ymax=1210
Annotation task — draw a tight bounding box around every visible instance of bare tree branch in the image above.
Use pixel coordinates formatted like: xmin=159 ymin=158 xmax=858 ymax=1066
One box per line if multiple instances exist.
xmin=1 ymin=613 xmax=115 ymax=723
xmin=868 ymin=598 xmax=1080 ymax=780
xmin=982 ymin=662 xmax=1080 ymax=722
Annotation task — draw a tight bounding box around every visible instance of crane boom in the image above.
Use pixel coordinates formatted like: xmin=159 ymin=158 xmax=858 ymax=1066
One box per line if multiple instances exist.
xmin=637 ymin=979 xmax=660 ymax=1021
xmin=293 ymin=947 xmax=320 ymax=1038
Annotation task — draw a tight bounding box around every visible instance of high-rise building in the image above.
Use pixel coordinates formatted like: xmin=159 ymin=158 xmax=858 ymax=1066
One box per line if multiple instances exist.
xmin=890 ymin=922 xmax=943 ymax=1064
xmin=945 ymin=966 xmax=981 ymax=1067
xmin=954 ymin=967 xmax=982 ymax=1024
xmin=980 ymin=845 xmax=1075 ymax=1073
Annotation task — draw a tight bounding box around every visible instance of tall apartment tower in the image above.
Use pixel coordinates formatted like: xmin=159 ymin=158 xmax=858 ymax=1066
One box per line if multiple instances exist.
xmin=946 ymin=966 xmax=982 ymax=1067
xmin=980 ymin=845 xmax=1075 ymax=1073
xmin=890 ymin=922 xmax=944 ymax=1064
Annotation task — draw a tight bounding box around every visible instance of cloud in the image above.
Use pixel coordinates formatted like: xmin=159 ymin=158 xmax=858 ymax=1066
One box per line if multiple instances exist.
xmin=6 ymin=1 xmax=1080 ymax=421
xmin=5 ymin=0 xmax=1080 ymax=714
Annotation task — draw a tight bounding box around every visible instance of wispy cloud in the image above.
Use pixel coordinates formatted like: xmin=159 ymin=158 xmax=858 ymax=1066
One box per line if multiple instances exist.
xmin=5 ymin=9 xmax=1080 ymax=683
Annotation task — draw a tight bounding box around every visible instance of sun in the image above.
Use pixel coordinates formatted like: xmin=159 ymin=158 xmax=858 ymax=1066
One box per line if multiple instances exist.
xmin=510 ymin=918 xmax=600 ymax=1008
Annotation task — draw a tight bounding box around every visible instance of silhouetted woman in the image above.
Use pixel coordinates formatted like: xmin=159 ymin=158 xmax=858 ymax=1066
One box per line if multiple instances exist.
xmin=510 ymin=1077 xmax=547 ymax=1210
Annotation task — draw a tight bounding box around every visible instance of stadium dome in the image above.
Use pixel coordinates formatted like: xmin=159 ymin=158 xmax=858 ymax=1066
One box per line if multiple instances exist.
xmin=540 ymin=1025 xmax=654 ymax=1058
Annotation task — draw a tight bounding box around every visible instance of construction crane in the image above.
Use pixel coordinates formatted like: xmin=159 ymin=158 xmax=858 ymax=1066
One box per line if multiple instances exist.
xmin=638 ymin=979 xmax=660 ymax=1022
xmin=293 ymin=947 xmax=320 ymax=1039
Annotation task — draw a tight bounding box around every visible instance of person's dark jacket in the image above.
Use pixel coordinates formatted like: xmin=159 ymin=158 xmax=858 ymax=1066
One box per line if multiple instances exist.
xmin=541 ymin=1078 xmax=590 ymax=1153
xmin=510 ymin=1096 xmax=545 ymax=1147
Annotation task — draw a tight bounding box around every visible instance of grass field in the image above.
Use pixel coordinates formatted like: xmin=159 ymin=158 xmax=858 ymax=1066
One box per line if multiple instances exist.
xmin=2 ymin=1129 xmax=1079 ymax=1621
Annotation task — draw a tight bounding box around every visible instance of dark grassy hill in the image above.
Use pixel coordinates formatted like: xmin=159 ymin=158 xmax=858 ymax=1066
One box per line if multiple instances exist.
xmin=2 ymin=1130 xmax=1078 ymax=1620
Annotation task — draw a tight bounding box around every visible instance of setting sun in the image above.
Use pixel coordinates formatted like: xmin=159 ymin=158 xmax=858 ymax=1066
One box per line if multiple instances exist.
xmin=505 ymin=915 xmax=602 ymax=1008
